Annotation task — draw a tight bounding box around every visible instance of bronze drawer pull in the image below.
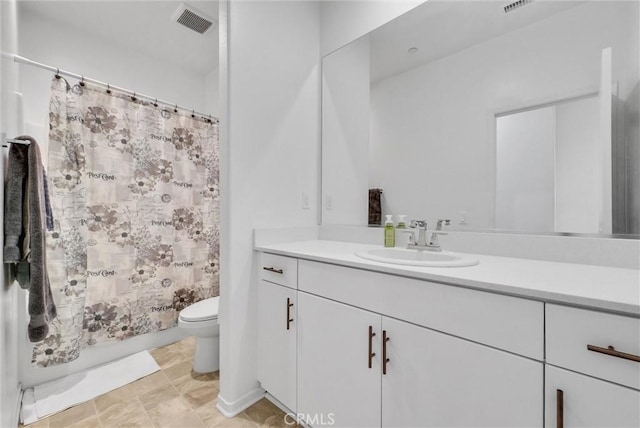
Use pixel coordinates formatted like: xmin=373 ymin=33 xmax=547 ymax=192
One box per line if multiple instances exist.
xmin=556 ymin=389 xmax=563 ymax=428
xmin=587 ymin=344 xmax=640 ymax=363
xmin=382 ymin=330 xmax=390 ymax=375
xmin=263 ymin=267 xmax=284 ymax=274
xmin=368 ymin=326 xmax=376 ymax=368
xmin=286 ymin=298 xmax=294 ymax=330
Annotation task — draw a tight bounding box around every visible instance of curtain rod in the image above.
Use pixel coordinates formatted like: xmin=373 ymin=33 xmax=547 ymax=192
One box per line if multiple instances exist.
xmin=13 ymin=54 xmax=217 ymax=123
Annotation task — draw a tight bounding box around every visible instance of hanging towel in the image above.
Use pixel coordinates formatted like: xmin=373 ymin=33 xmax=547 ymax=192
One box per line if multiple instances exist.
xmin=4 ymin=143 xmax=28 ymax=262
xmin=368 ymin=188 xmax=383 ymax=226
xmin=26 ymin=136 xmax=57 ymax=342
xmin=3 ymin=136 xmax=57 ymax=342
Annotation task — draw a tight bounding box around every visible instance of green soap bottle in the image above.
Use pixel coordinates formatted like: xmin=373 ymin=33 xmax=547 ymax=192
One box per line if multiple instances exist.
xmin=384 ymin=215 xmax=395 ymax=247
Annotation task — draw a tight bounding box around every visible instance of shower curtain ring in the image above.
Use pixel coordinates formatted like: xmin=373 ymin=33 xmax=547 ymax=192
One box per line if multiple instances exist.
xmin=191 ymin=109 xmax=195 ymax=118
xmin=106 ymin=83 xmax=111 ymax=95
xmin=153 ymin=98 xmax=158 ymax=107
xmin=131 ymin=91 xmax=137 ymax=102
xmin=55 ymin=67 xmax=60 ymax=79
xmin=79 ymin=76 xmax=85 ymax=87
xmin=174 ymin=104 xmax=178 ymax=113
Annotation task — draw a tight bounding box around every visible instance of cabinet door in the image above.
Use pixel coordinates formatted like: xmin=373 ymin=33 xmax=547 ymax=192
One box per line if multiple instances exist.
xmin=298 ymin=292 xmax=381 ymax=427
xmin=546 ymin=365 xmax=640 ymax=428
xmin=257 ymin=280 xmax=297 ymax=412
xmin=381 ymin=317 xmax=542 ymax=428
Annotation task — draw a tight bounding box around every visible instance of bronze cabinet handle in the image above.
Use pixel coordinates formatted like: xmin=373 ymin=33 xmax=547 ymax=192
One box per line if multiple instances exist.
xmin=368 ymin=326 xmax=376 ymax=368
xmin=382 ymin=330 xmax=390 ymax=375
xmin=263 ymin=267 xmax=284 ymax=274
xmin=286 ymin=298 xmax=294 ymax=330
xmin=587 ymin=344 xmax=640 ymax=363
xmin=557 ymin=389 xmax=563 ymax=428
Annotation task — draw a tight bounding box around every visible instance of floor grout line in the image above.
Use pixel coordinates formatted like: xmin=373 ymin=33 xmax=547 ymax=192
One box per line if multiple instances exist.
xmin=23 ymin=337 xmax=282 ymax=428
xmin=90 ymin=400 xmax=102 ymax=428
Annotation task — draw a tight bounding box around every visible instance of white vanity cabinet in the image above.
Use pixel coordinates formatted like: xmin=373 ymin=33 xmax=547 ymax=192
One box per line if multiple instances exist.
xmin=296 ymin=293 xmax=542 ymax=428
xmin=257 ymin=253 xmax=298 ymax=412
xmin=255 ymin=240 xmax=640 ymax=428
xmin=545 ymin=304 xmax=640 ymax=428
xmin=296 ymin=259 xmax=543 ymax=427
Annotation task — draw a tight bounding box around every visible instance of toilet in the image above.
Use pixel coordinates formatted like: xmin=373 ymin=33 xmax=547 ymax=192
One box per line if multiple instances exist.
xmin=178 ymin=296 xmax=220 ymax=373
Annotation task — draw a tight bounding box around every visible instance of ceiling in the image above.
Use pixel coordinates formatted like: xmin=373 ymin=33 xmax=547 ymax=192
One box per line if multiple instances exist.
xmin=370 ymin=0 xmax=588 ymax=83
xmin=18 ymin=0 xmax=219 ymax=75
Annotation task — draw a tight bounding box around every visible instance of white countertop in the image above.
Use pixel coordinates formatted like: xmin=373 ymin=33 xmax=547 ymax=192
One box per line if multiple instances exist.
xmin=255 ymin=240 xmax=640 ymax=316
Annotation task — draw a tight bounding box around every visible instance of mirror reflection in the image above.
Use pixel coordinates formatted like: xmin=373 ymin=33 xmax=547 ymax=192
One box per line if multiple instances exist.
xmin=321 ymin=0 xmax=639 ymax=236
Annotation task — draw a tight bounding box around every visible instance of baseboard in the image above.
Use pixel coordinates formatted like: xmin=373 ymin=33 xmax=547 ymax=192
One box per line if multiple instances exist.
xmin=216 ymin=387 xmax=265 ymax=418
xmin=264 ymin=393 xmax=292 ymax=414
xmin=265 ymin=394 xmax=312 ymax=428
xmin=13 ymin=383 xmax=23 ymax=427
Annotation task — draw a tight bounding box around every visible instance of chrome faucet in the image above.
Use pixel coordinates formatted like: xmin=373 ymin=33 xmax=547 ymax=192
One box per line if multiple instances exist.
xmin=427 ymin=219 xmax=451 ymax=252
xmin=405 ymin=218 xmax=450 ymax=251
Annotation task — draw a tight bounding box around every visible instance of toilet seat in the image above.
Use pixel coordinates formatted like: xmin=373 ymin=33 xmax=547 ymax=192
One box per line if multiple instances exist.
xmin=179 ymin=297 xmax=219 ymax=322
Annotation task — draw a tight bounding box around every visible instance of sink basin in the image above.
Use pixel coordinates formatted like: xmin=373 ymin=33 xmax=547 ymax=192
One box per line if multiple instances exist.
xmin=354 ymin=248 xmax=479 ymax=267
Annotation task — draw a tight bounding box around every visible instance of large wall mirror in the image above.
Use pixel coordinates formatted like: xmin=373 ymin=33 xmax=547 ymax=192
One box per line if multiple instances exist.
xmin=321 ymin=0 xmax=639 ymax=237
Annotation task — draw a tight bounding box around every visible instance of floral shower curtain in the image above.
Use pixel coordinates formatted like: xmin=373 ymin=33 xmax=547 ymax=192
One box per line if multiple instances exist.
xmin=32 ymin=77 xmax=219 ymax=367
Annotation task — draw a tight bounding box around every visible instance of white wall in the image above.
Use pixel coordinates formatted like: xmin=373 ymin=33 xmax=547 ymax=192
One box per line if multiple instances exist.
xmin=1 ymin=1 xmax=23 ymax=424
xmin=496 ymin=106 xmax=556 ymax=232
xmin=205 ymin=67 xmax=220 ymax=119
xmin=322 ymin=36 xmax=370 ymax=225
xmin=218 ymin=0 xmax=319 ymax=416
xmin=16 ymin=6 xmax=212 ymax=387
xmin=368 ymin=1 xmax=638 ymax=229
xmin=319 ymin=0 xmax=423 ymax=56
xmin=555 ymin=97 xmax=600 ymax=233
xmin=495 ymin=96 xmax=601 ymax=234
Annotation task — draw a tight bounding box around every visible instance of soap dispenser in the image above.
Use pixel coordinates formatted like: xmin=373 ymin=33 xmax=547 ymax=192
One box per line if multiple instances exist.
xmin=384 ymin=215 xmax=395 ymax=247
xmin=397 ymin=215 xmax=407 ymax=229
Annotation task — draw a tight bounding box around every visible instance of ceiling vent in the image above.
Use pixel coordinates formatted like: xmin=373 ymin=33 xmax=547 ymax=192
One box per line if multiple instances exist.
xmin=504 ymin=0 xmax=535 ymax=13
xmin=172 ymin=3 xmax=216 ymax=34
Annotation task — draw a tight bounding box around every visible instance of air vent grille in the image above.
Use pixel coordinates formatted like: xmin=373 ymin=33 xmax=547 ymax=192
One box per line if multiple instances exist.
xmin=504 ymin=0 xmax=535 ymax=13
xmin=177 ymin=8 xmax=213 ymax=34
xmin=172 ymin=3 xmax=216 ymax=35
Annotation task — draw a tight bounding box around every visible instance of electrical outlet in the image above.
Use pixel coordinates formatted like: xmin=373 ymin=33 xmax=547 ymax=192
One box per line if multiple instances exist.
xmin=459 ymin=210 xmax=468 ymax=225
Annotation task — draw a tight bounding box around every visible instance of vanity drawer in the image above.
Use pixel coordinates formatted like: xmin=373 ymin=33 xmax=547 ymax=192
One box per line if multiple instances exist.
xmin=259 ymin=253 xmax=298 ymax=289
xmin=546 ymin=304 xmax=640 ymax=390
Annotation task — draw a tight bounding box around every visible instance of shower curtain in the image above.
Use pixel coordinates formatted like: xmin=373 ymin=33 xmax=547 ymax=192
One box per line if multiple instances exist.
xmin=32 ymin=78 xmax=219 ymax=367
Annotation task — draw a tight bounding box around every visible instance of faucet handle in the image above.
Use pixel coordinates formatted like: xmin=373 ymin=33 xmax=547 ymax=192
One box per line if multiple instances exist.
xmin=409 ymin=220 xmax=427 ymax=228
xmin=436 ymin=219 xmax=451 ymax=231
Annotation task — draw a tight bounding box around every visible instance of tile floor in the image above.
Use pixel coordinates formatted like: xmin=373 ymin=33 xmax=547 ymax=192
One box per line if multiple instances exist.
xmin=22 ymin=337 xmax=289 ymax=428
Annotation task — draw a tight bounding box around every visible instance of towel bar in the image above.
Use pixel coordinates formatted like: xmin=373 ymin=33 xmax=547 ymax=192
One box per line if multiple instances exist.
xmin=1 ymin=133 xmax=31 ymax=148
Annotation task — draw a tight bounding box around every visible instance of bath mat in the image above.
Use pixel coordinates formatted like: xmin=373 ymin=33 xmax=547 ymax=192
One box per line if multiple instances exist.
xmin=21 ymin=350 xmax=160 ymax=424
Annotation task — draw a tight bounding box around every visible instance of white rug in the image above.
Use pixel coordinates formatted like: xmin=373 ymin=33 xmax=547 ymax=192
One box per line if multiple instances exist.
xmin=21 ymin=350 xmax=160 ymax=424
